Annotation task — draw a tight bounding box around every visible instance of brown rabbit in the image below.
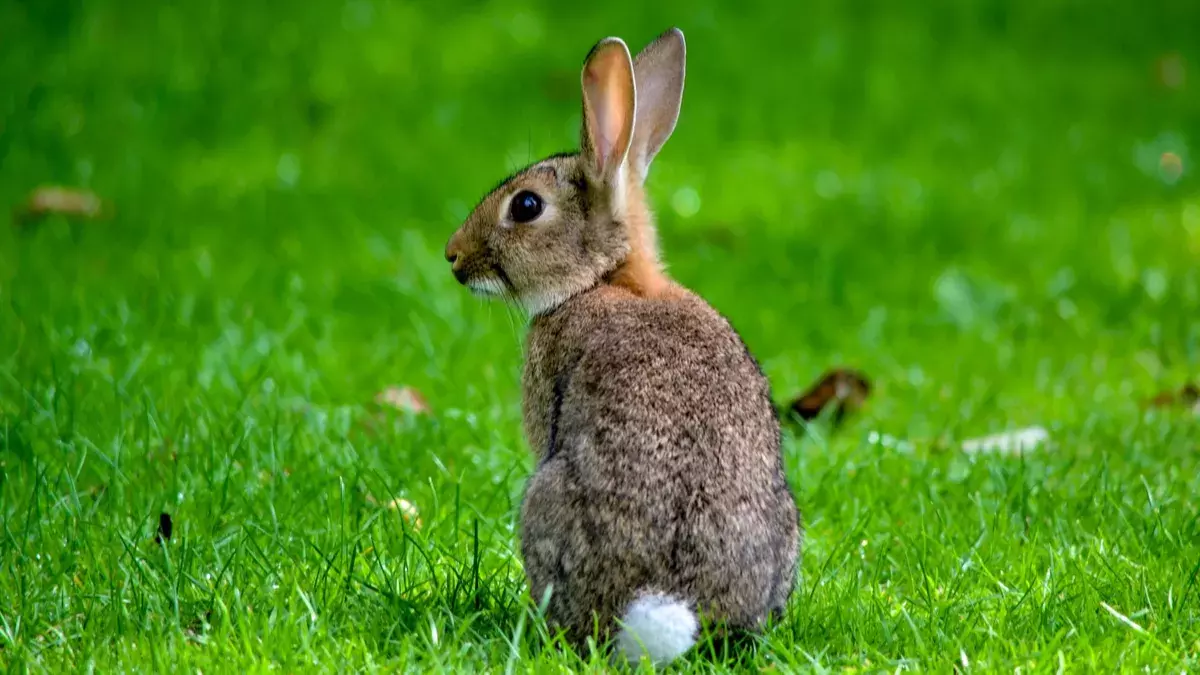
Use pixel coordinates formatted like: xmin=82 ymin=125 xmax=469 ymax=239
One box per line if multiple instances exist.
xmin=444 ymin=27 xmax=802 ymax=667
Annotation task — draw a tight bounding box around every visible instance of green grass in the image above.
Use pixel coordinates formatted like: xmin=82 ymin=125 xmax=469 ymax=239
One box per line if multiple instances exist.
xmin=2 ymin=0 xmax=1200 ymax=672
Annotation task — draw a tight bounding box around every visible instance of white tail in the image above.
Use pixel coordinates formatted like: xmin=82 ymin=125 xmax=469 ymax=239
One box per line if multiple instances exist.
xmin=613 ymin=592 xmax=699 ymax=668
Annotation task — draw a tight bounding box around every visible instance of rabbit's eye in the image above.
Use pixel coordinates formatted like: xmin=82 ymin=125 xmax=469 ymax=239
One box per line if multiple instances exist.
xmin=509 ymin=191 xmax=544 ymax=223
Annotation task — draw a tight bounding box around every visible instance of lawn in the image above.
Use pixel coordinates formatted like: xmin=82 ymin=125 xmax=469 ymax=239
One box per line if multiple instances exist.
xmin=2 ymin=0 xmax=1199 ymax=672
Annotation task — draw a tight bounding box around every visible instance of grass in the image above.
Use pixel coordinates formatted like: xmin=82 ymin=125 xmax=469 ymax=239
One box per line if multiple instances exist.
xmin=2 ymin=0 xmax=1199 ymax=671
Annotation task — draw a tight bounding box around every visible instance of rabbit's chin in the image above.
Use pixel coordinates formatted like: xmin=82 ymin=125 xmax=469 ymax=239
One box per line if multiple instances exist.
xmin=466 ymin=278 xmax=565 ymax=317
xmin=466 ymin=277 xmax=507 ymax=297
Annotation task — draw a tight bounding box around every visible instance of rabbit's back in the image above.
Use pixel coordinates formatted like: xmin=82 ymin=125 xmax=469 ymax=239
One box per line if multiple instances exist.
xmin=520 ymin=284 xmax=800 ymax=641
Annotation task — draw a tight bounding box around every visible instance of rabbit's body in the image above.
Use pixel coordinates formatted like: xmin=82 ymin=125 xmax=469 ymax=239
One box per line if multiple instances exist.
xmin=445 ymin=27 xmax=802 ymax=666
xmin=521 ymin=283 xmax=799 ymax=646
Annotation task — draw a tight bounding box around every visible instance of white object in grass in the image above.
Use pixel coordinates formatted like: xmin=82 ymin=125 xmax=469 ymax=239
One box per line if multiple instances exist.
xmin=961 ymin=426 xmax=1049 ymax=455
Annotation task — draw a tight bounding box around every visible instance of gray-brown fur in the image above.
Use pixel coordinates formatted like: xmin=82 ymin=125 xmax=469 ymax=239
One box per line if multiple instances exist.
xmin=521 ymin=284 xmax=800 ymax=644
xmin=444 ymin=26 xmax=802 ymax=656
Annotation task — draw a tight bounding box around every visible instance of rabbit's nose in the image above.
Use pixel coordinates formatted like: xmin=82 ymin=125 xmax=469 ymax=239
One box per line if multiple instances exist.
xmin=445 ymin=238 xmax=462 ymax=267
xmin=445 ymin=236 xmax=470 ymax=286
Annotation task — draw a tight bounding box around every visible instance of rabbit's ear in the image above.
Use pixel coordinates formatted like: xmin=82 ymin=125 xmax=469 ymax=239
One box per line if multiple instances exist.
xmin=629 ymin=28 xmax=685 ymax=181
xmin=580 ymin=38 xmax=636 ymax=190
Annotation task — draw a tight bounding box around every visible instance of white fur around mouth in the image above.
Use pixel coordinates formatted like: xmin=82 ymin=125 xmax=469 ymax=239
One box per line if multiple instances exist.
xmin=467 ymin=277 xmax=507 ymax=296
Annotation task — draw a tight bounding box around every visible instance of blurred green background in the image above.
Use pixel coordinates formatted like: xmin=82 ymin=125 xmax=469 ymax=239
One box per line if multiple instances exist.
xmin=1 ymin=0 xmax=1198 ymax=671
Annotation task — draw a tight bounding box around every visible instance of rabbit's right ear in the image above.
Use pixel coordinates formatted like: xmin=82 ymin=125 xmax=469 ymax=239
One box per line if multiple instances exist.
xmin=629 ymin=28 xmax=686 ymax=181
xmin=580 ymin=38 xmax=636 ymax=193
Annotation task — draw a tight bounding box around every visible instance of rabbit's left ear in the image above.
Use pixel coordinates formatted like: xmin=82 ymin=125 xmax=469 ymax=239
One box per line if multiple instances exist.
xmin=580 ymin=38 xmax=637 ymax=190
xmin=629 ymin=28 xmax=686 ymax=180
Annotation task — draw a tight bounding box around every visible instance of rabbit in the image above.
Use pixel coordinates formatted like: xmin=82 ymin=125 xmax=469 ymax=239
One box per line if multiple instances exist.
xmin=444 ymin=27 xmax=802 ymax=668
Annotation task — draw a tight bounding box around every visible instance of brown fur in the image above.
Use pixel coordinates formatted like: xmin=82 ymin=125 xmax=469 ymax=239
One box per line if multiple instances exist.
xmin=445 ymin=27 xmax=802 ymax=657
xmin=609 ymin=180 xmax=674 ymax=298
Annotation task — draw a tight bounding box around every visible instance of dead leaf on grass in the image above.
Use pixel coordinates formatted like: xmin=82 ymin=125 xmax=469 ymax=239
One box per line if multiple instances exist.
xmin=374 ymin=386 xmax=431 ymax=415
xmin=15 ymin=185 xmax=111 ymax=225
xmin=1144 ymin=383 xmax=1199 ymax=414
xmin=786 ymin=367 xmax=872 ymax=426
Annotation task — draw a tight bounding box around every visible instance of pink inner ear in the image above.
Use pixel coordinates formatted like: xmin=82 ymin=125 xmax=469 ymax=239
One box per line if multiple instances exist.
xmin=584 ymin=48 xmax=633 ymax=176
xmin=583 ymin=72 xmax=610 ymax=172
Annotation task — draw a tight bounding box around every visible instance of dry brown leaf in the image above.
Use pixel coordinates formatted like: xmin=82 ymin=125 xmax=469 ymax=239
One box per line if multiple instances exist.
xmin=787 ymin=367 xmax=872 ymax=426
xmin=374 ymin=386 xmax=430 ymax=415
xmin=1145 ymin=383 xmax=1199 ymax=414
xmin=15 ymin=185 xmax=110 ymax=224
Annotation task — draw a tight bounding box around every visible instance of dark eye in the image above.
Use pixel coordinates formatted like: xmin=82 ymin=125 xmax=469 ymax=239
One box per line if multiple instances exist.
xmin=508 ymin=191 xmax=544 ymax=223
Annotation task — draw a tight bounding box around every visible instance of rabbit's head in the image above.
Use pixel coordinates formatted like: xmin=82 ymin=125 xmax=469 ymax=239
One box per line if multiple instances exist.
xmin=445 ymin=28 xmax=686 ymax=316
